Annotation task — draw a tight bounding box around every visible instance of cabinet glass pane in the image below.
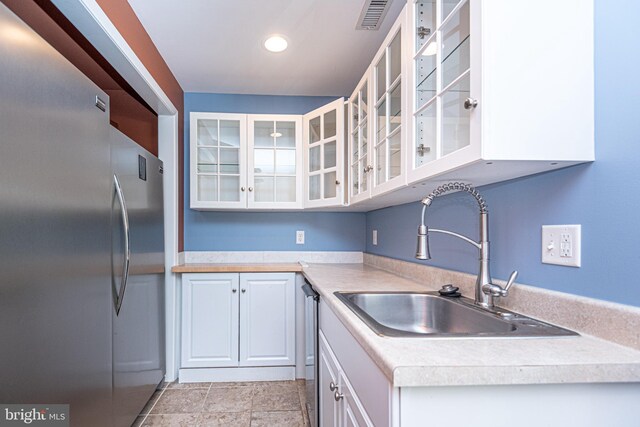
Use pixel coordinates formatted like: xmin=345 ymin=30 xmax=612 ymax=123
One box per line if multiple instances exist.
xmin=197 ymin=175 xmax=217 ymax=201
xmin=309 ymin=146 xmax=321 ymax=172
xmin=376 ymin=100 xmax=387 ymax=143
xmin=197 ymin=164 xmax=217 ymax=173
xmin=309 ymin=175 xmax=321 ymax=200
xmin=390 ymin=82 xmax=401 ymax=133
xmin=442 ymin=73 xmax=471 ymax=156
xmin=351 ymin=164 xmax=359 ymax=194
xmin=254 ymin=121 xmax=274 ymax=147
xmin=441 ymin=1 xmax=470 ymax=88
xmin=324 ymin=141 xmax=336 ymax=169
xmin=276 ymin=121 xmax=296 ymax=148
xmin=309 ymin=116 xmax=321 ymax=143
xmin=254 ymin=149 xmax=275 ymax=174
xmin=389 ymin=130 xmax=401 ymax=179
xmin=275 ymin=149 xmax=296 ymax=174
xmin=324 ymin=110 xmax=337 ymax=139
xmin=442 ymin=0 xmax=464 ymax=21
xmin=351 ymin=95 xmax=359 ymax=131
xmin=361 ymin=82 xmax=368 ymax=120
xmin=359 ymin=159 xmax=368 ymax=192
xmin=275 ymin=177 xmax=296 ymax=202
xmin=254 ymin=177 xmax=274 ymax=202
xmin=198 ymin=147 xmax=217 ymax=164
xmin=220 ymin=148 xmax=239 ymax=174
xmin=389 ymin=32 xmax=401 ymax=84
xmin=376 ymin=142 xmax=387 ymax=185
xmin=197 ymin=119 xmax=218 ymax=146
xmin=219 ymin=120 xmax=240 ymax=147
xmin=324 ymin=171 xmax=337 ymax=199
xmin=416 ymin=101 xmax=437 ymax=166
xmin=351 ymin=130 xmax=359 ymax=163
xmin=416 ymin=36 xmax=437 ymax=108
xmin=375 ymin=53 xmax=386 ymax=101
xmin=220 ymin=176 xmax=240 ymax=201
xmin=361 ymin=122 xmax=368 ymax=155
xmin=416 ymin=1 xmax=436 ymax=52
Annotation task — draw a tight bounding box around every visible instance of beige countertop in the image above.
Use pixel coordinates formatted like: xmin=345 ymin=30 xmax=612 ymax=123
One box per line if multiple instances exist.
xmin=302 ymin=263 xmax=640 ymax=388
xmin=171 ymin=263 xmax=303 ymax=273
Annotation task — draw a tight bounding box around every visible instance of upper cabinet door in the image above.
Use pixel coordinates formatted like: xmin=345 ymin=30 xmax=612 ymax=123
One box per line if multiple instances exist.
xmin=349 ymin=71 xmax=372 ymax=205
xmin=190 ymin=112 xmax=247 ymax=209
xmin=370 ymin=6 xmax=408 ymax=197
xmin=409 ymin=0 xmax=480 ymax=182
xmin=303 ymin=98 xmax=345 ymax=208
xmin=247 ymin=115 xmax=303 ymax=209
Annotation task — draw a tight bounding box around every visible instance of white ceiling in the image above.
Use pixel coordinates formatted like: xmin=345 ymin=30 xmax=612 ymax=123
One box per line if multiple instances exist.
xmin=127 ymin=0 xmax=405 ymax=96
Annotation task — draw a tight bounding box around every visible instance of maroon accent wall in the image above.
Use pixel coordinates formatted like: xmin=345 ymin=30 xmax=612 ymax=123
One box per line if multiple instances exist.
xmin=95 ymin=0 xmax=184 ymax=251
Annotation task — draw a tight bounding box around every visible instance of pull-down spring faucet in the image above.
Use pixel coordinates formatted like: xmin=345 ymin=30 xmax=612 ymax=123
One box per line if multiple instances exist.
xmin=416 ymin=182 xmax=517 ymax=309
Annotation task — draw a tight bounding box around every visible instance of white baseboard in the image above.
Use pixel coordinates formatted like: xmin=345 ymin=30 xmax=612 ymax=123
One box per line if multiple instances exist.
xmin=179 ymin=366 xmax=296 ymax=383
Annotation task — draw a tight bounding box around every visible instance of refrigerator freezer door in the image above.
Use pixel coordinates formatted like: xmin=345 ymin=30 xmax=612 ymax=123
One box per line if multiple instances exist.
xmin=111 ymin=130 xmax=165 ymax=427
xmin=0 ymin=4 xmax=113 ymax=426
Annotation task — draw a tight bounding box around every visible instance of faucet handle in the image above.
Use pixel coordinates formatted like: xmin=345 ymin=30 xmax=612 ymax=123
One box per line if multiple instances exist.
xmin=502 ymin=270 xmax=518 ymax=296
xmin=482 ymin=270 xmax=518 ymax=298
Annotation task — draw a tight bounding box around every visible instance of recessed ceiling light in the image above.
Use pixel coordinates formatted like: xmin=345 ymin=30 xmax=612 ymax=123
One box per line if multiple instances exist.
xmin=264 ymin=35 xmax=288 ymax=53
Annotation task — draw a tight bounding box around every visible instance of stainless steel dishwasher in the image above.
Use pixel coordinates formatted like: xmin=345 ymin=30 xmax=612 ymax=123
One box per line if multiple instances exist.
xmin=302 ymin=280 xmax=319 ymax=427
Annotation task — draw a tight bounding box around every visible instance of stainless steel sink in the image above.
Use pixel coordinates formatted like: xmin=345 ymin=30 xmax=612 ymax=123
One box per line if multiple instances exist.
xmin=334 ymin=291 xmax=578 ymax=338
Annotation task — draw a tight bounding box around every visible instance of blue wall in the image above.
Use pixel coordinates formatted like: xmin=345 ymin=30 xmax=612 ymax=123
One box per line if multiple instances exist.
xmin=366 ymin=0 xmax=640 ymax=307
xmin=184 ymin=93 xmax=366 ymax=251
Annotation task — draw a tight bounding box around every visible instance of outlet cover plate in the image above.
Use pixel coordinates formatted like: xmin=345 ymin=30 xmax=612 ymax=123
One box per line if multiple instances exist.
xmin=542 ymin=225 xmax=581 ymax=267
xmin=296 ymin=230 xmax=305 ymax=245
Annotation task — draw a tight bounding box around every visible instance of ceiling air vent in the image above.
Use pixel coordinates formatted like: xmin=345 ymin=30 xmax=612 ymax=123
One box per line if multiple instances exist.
xmin=356 ymin=0 xmax=392 ymax=30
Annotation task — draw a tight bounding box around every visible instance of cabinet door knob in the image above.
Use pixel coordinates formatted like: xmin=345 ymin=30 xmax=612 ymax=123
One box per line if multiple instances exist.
xmin=464 ymin=98 xmax=478 ymax=110
xmin=241 ymin=186 xmax=246 ymax=192
xmin=329 ymin=382 xmax=338 ymax=391
xmin=248 ymin=187 xmax=253 ymax=192
xmin=232 ymin=289 xmax=237 ymax=293
xmin=241 ymin=289 xmax=246 ymax=293
xmin=335 ymin=180 xmax=341 ymax=185
xmin=364 ymin=165 xmax=373 ymax=173
xmin=334 ymin=390 xmax=344 ymax=401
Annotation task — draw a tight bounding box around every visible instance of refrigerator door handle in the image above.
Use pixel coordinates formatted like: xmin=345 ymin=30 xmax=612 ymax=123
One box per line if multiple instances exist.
xmin=113 ymin=175 xmax=131 ymax=316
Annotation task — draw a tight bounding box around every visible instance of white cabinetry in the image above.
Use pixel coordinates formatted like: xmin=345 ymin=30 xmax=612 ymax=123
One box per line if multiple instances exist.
xmin=190 ymin=112 xmax=303 ymax=210
xmin=181 ymin=273 xmax=295 ymax=379
xmin=406 ymin=0 xmax=594 ymax=192
xmin=371 ymin=8 xmax=408 ymax=197
xmin=319 ymin=331 xmax=373 ymax=427
xmin=349 ymin=73 xmax=372 ymax=204
xmin=303 ymin=98 xmax=346 ymax=207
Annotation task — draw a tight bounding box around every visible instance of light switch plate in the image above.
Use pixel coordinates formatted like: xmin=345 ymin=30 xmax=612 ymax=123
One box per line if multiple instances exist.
xmin=372 ymin=229 xmax=378 ymax=246
xmin=542 ymin=225 xmax=581 ymax=267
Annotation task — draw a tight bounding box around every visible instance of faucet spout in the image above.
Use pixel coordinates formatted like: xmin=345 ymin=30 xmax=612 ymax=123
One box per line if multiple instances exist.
xmin=415 ymin=182 xmax=504 ymax=308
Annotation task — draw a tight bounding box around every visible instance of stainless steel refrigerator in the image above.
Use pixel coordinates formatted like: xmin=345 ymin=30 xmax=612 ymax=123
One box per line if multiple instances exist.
xmin=0 ymin=4 xmax=165 ymax=426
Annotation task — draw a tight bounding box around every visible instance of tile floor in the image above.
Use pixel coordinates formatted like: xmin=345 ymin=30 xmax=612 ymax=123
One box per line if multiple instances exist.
xmin=133 ymin=380 xmax=309 ymax=427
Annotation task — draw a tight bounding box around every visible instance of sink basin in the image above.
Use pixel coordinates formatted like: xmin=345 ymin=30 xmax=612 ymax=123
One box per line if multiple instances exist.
xmin=334 ymin=291 xmax=578 ymax=338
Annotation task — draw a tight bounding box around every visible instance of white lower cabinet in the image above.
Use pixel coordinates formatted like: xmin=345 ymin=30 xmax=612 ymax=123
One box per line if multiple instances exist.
xmin=181 ymin=273 xmax=295 ymax=372
xmin=319 ymin=330 xmax=373 ymax=427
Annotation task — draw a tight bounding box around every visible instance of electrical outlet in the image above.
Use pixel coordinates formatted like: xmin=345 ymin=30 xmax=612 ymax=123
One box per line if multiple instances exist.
xmin=372 ymin=230 xmax=378 ymax=246
xmin=542 ymin=225 xmax=581 ymax=267
xmin=296 ymin=230 xmax=305 ymax=245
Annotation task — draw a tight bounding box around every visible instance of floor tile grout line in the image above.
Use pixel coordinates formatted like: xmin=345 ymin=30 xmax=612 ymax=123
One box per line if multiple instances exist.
xmin=138 ymin=386 xmax=166 ymax=425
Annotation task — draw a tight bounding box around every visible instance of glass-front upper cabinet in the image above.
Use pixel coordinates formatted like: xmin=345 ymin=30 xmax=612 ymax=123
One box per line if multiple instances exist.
xmin=411 ymin=0 xmax=476 ymax=180
xmin=349 ymin=72 xmax=371 ymax=204
xmin=190 ymin=112 xmax=247 ymax=209
xmin=371 ymin=6 xmax=407 ymax=197
xmin=303 ymin=98 xmax=345 ymax=208
xmin=248 ymin=115 xmax=303 ymax=209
